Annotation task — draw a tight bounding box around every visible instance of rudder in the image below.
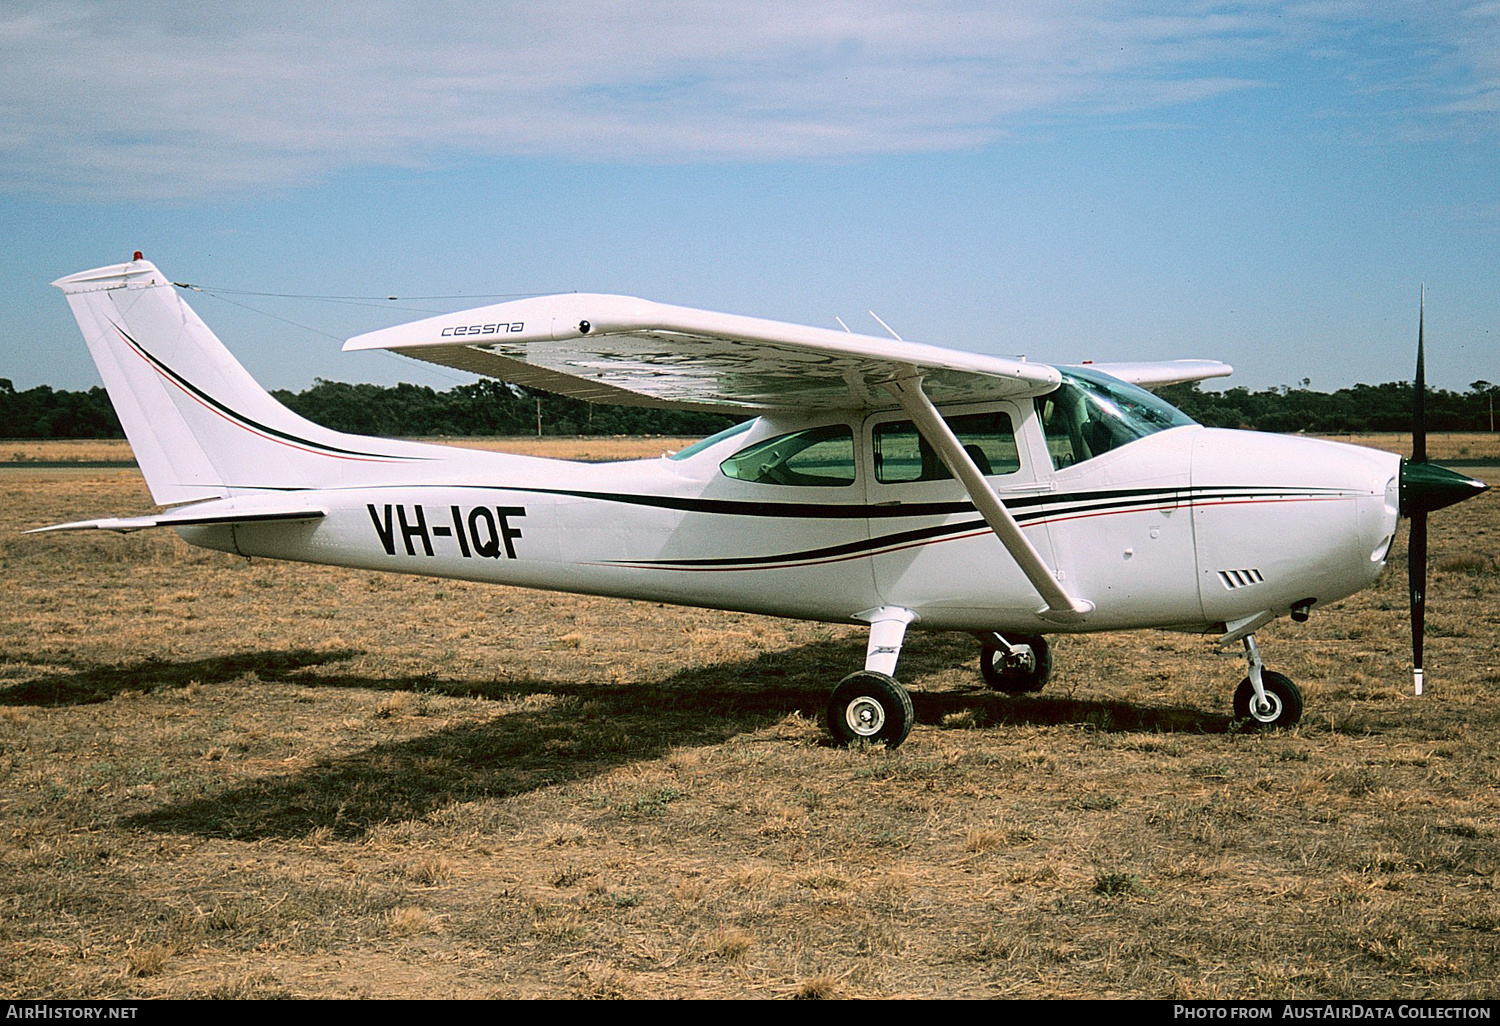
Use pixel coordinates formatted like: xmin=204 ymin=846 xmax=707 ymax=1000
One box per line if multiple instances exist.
xmin=53 ymin=259 xmax=226 ymax=504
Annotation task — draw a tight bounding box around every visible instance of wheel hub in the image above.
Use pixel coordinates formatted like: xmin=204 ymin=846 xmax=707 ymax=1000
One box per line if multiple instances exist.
xmin=1004 ymin=650 xmax=1036 ymax=674
xmin=1251 ymin=692 xmax=1283 ymax=722
xmin=845 ymin=696 xmax=886 ymax=736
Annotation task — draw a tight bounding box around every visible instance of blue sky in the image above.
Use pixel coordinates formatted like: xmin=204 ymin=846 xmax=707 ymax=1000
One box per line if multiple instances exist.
xmin=2 ymin=1 xmax=1495 ymax=396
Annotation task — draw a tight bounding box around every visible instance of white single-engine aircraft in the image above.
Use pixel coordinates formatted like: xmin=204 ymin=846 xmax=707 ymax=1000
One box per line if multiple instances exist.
xmin=40 ymin=256 xmax=1486 ymax=746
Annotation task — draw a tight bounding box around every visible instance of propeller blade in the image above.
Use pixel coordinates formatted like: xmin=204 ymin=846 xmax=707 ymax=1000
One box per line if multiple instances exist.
xmin=1408 ymin=509 xmax=1427 ymax=695
xmin=1398 ymin=288 xmax=1492 ymax=695
xmin=1410 ymin=290 xmax=1426 ymax=694
xmin=1413 ymin=287 xmax=1427 ymax=465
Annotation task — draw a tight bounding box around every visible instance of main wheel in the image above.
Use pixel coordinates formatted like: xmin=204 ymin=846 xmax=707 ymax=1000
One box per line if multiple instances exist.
xmin=980 ymin=634 xmax=1052 ymax=693
xmin=826 ymin=671 xmax=915 ymax=748
xmin=1232 ymin=671 xmax=1303 ymax=729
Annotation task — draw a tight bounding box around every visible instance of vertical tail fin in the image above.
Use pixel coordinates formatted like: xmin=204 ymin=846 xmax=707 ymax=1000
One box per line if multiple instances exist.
xmin=53 ymin=257 xmax=441 ymax=503
xmin=54 ymin=260 xmax=227 ymax=504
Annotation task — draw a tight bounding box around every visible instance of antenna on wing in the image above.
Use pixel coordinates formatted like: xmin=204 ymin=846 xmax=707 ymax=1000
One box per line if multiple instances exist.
xmin=868 ymin=311 xmax=904 ymax=341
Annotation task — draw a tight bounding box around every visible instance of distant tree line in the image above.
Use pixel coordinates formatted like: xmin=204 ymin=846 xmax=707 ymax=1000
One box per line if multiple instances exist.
xmin=0 ymin=376 xmax=740 ymax=440
xmin=2 ymin=374 xmax=1496 ymax=440
xmin=270 ymin=379 xmax=740 ymax=438
xmin=0 ymin=380 xmax=121 ymax=438
xmin=1156 ymin=379 xmax=1499 ymax=434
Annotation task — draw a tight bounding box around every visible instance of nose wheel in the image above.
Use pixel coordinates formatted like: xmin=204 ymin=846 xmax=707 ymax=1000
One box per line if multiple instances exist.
xmin=1232 ymin=634 xmax=1302 ymax=729
xmin=1233 ymin=671 xmax=1302 ymax=728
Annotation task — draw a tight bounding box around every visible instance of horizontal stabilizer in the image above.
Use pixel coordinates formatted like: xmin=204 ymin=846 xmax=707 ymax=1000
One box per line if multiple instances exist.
xmin=30 ymin=504 xmax=326 ymax=535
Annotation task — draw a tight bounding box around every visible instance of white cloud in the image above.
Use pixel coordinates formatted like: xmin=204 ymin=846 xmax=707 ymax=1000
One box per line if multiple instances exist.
xmin=0 ymin=0 xmax=1492 ymax=199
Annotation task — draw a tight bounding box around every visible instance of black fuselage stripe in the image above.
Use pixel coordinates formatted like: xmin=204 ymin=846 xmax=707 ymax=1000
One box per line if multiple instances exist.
xmin=602 ymin=490 xmax=1351 ymax=568
xmin=500 ymin=483 xmax=1351 ymax=521
xmin=221 ymin=479 xmax=1349 ymax=567
xmin=229 ymin=481 xmax=1352 ymax=522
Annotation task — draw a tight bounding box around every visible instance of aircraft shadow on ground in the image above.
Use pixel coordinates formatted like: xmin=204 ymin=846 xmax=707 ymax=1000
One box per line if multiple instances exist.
xmin=6 ymin=642 xmax=1227 ymax=842
xmin=0 ymin=649 xmax=363 ymax=707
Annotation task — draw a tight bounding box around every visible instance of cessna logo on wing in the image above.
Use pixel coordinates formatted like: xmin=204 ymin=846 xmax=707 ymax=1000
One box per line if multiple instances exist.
xmin=369 ymin=503 xmax=525 ymax=559
xmin=440 ymin=322 xmax=524 ymax=337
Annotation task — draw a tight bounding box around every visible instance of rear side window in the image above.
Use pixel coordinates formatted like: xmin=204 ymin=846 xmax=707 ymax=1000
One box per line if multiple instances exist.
xmin=874 ymin=411 xmax=1020 ymax=483
xmin=720 ymin=424 xmax=856 ymax=486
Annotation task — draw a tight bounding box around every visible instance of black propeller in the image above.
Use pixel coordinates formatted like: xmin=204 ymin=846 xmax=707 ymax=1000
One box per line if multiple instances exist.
xmin=1398 ymin=290 xmax=1488 ymax=694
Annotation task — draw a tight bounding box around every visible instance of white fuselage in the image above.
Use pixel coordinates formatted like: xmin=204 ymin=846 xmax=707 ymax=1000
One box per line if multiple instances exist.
xmin=178 ymin=403 xmax=1403 ymax=637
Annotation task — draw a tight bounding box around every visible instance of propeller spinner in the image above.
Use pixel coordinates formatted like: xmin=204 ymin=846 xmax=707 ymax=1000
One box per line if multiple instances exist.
xmin=1398 ymin=293 xmax=1488 ymax=694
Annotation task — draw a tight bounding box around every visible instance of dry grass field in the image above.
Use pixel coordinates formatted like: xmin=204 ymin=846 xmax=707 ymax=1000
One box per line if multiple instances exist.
xmin=0 ymin=436 xmax=1496 ymax=999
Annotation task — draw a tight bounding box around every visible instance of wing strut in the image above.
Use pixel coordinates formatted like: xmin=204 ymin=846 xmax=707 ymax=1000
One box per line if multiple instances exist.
xmin=882 ymin=373 xmax=1093 ymax=624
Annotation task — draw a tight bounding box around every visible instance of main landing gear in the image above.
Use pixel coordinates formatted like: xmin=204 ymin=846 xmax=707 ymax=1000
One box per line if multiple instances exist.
xmin=826 ymin=671 xmax=915 ymax=747
xmin=825 ymin=609 xmax=918 ymax=748
xmin=978 ymin=633 xmax=1052 ymax=693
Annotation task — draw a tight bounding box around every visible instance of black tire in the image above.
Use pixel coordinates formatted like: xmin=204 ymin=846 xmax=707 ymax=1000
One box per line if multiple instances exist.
xmin=1232 ymin=671 xmax=1303 ymax=729
xmin=826 ymin=671 xmax=915 ymax=748
xmin=980 ymin=634 xmax=1052 ymax=693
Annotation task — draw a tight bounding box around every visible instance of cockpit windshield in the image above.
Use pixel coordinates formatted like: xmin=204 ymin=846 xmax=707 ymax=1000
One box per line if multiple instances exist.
xmin=1037 ymin=367 xmax=1196 ymax=469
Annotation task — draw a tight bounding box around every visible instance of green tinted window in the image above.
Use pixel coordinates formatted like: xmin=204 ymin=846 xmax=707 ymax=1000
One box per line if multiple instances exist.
xmin=874 ymin=411 xmax=1020 ymax=483
xmin=720 ymin=424 xmax=856 ymax=486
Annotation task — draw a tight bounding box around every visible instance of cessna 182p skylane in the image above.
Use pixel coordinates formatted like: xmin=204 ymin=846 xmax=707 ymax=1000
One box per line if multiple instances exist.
xmin=41 ymin=256 xmax=1486 ymax=747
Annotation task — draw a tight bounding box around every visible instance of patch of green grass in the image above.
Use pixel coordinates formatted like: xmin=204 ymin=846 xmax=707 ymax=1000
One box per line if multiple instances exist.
xmin=621 ymin=785 xmax=686 ymax=816
xmin=1093 ymin=870 xmax=1155 ymax=898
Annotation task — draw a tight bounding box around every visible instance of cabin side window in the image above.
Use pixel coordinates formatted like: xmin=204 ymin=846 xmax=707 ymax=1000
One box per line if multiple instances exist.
xmin=873 ymin=411 xmax=1020 ymax=483
xmin=719 ymin=424 xmax=857 ymax=486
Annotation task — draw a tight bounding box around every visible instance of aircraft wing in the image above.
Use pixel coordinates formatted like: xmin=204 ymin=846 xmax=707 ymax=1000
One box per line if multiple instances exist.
xmin=344 ymin=294 xmax=1064 ymax=413
xmin=1080 ymin=360 xmax=1233 ymax=388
